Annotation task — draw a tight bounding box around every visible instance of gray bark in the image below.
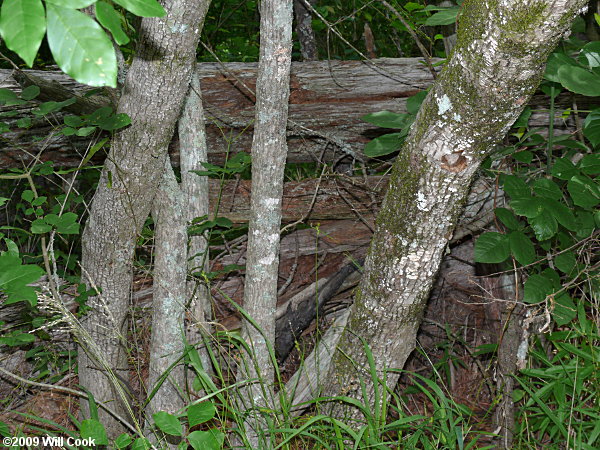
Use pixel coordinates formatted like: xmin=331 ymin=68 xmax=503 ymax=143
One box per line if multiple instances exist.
xmin=78 ymin=0 xmax=207 ymax=438
xmin=294 ymin=0 xmax=318 ymax=60
xmin=179 ymin=67 xmax=213 ymax=374
xmin=321 ymin=0 xmax=588 ymax=421
xmin=147 ymin=162 xmax=187 ymax=419
xmin=235 ymin=0 xmax=293 ymax=445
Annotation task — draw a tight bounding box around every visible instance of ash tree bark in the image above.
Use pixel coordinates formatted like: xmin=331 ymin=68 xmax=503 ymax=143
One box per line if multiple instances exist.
xmin=320 ymin=0 xmax=588 ymax=421
xmin=235 ymin=0 xmax=294 ymax=444
xmin=78 ymin=0 xmax=208 ymax=438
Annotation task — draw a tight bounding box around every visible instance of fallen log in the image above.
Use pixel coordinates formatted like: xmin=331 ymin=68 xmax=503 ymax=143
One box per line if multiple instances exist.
xmin=0 ymin=58 xmax=587 ymax=169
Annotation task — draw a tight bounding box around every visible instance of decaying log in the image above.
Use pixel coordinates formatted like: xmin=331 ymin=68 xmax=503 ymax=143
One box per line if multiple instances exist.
xmin=1 ymin=58 xmax=587 ymax=169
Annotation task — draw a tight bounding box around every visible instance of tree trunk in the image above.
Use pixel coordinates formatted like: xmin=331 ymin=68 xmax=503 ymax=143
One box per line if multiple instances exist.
xmin=294 ymin=0 xmax=318 ymax=61
xmin=321 ymin=0 xmax=588 ymax=421
xmin=235 ymin=0 xmax=293 ymax=445
xmin=78 ymin=0 xmax=207 ymax=438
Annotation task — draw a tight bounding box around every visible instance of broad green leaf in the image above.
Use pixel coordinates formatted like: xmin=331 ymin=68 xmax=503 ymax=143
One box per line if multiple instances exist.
xmin=21 ymin=190 xmax=34 ymax=202
xmin=33 ymin=97 xmax=77 ymax=115
xmin=578 ymin=153 xmax=600 ymax=174
xmin=64 ymin=115 xmax=83 ymax=127
xmin=579 ymin=41 xmax=600 ymax=68
xmin=131 ymin=438 xmax=151 ymax=450
xmin=544 ymin=52 xmax=577 ymax=82
xmin=152 ymin=411 xmax=182 ymax=436
xmin=513 ymin=107 xmax=532 ymax=128
xmin=551 ymin=157 xmax=578 ymax=180
xmin=529 ymin=209 xmax=558 ymax=241
xmin=47 ymin=4 xmax=117 ymax=87
xmin=361 ymin=111 xmax=410 ymax=129
xmin=502 ymin=175 xmax=530 ymax=199
xmin=77 ymin=126 xmax=97 ymax=136
xmin=406 ymin=90 xmax=427 ymax=115
xmin=510 ymin=197 xmax=544 ymax=218
xmin=114 ymin=434 xmax=133 ymax=449
xmin=523 ymin=274 xmax=553 ymax=304
xmin=30 ymin=218 xmax=52 ymax=234
xmin=539 ymin=198 xmax=577 ymax=231
xmin=96 ymin=1 xmax=130 ymax=45
xmin=54 ymin=212 xmax=80 ymax=234
xmin=567 ymin=175 xmax=599 ymax=208
xmin=576 ymin=210 xmax=595 ymax=238
xmin=82 ymin=137 xmax=109 ymax=166
xmin=188 ymin=430 xmax=221 ymax=450
xmin=112 ymin=0 xmax=166 ymax=17
xmin=0 ymin=0 xmax=46 ymax=67
xmin=557 ymin=65 xmax=600 ymax=96
xmin=364 ymin=132 xmax=405 ymax=157
xmin=554 ymin=251 xmax=576 ymax=274
xmin=495 ymin=207 xmax=521 ymax=230
xmin=532 ymin=178 xmax=562 ymax=200
xmin=97 ymin=113 xmax=131 ymax=130
xmin=512 ymin=150 xmax=533 ymax=163
xmin=0 ymin=88 xmax=18 ymax=103
xmin=583 ymin=109 xmax=600 ymax=148
xmin=424 ymin=8 xmax=458 ymax=26
xmin=20 ymin=85 xmax=40 ymax=100
xmin=474 ymin=232 xmax=510 ymax=263
xmin=552 ymin=292 xmax=576 ymax=326
xmin=187 ymin=402 xmax=216 ymax=428
xmin=80 ymin=419 xmax=109 ymax=446
xmin=508 ymin=231 xmax=536 ymax=266
xmin=46 ymin=0 xmax=96 ymax=8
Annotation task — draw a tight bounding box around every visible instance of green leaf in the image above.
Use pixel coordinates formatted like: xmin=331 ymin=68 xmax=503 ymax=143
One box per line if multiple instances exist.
xmin=114 ymin=433 xmax=133 ymax=449
xmin=557 ymin=65 xmax=600 ymax=96
xmin=16 ymin=117 xmax=31 ymax=128
xmin=508 ymin=231 xmax=536 ymax=265
xmin=112 ymin=0 xmax=166 ymax=17
xmin=567 ymin=175 xmax=600 ymax=208
xmin=46 ymin=4 xmax=117 ymax=88
xmin=0 ymin=0 xmax=46 ymax=67
xmin=539 ymin=198 xmax=577 ymax=231
xmin=578 ymin=153 xmax=600 ymax=174
xmin=495 ymin=207 xmax=521 ymax=230
xmin=474 ymin=232 xmax=510 ymax=263
xmin=552 ymin=292 xmax=576 ymax=326
xmin=576 ymin=210 xmax=595 ymax=238
xmin=97 ymin=113 xmax=131 ymax=130
xmin=96 ymin=1 xmax=130 ymax=45
xmin=502 ymin=175 xmax=530 ymax=199
xmin=131 ymin=438 xmax=151 ymax=450
xmin=510 ymin=197 xmax=544 ymax=218
xmin=579 ymin=41 xmax=600 ymax=68
xmin=80 ymin=419 xmax=108 ymax=446
xmin=188 ymin=430 xmax=222 ymax=450
xmin=529 ymin=209 xmax=558 ymax=241
xmin=544 ymin=52 xmax=577 ymax=82
xmin=406 ymin=90 xmax=427 ymax=115
xmin=33 ymin=97 xmax=77 ymax=115
xmin=31 ymin=218 xmax=52 ymax=234
xmin=152 ymin=411 xmax=182 ymax=436
xmin=583 ymin=109 xmax=600 ymax=148
xmin=424 ymin=8 xmax=458 ymax=26
xmin=532 ymin=178 xmax=562 ymax=200
xmin=64 ymin=115 xmax=83 ymax=127
xmin=364 ymin=132 xmax=405 ymax=157
xmin=0 ymin=421 xmax=10 ymax=436
xmin=512 ymin=150 xmax=533 ymax=163
xmin=554 ymin=251 xmax=576 ymax=275
xmin=187 ymin=402 xmax=216 ymax=428
xmin=361 ymin=110 xmax=410 ymax=129
xmin=76 ymin=126 xmax=97 ymax=136
xmin=46 ymin=0 xmax=96 ymax=7
xmin=21 ymin=190 xmax=34 ymax=203
xmin=20 ymin=85 xmax=40 ymax=101
xmin=82 ymin=137 xmax=109 ymax=166
xmin=513 ymin=107 xmax=532 ymax=128
xmin=551 ymin=157 xmax=579 ymax=180
xmin=523 ymin=274 xmax=553 ymax=304
xmin=54 ymin=212 xmax=80 ymax=234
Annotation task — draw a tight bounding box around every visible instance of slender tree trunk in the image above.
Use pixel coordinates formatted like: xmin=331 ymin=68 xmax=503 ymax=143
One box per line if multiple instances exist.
xmin=236 ymin=0 xmax=294 ymax=445
xmin=321 ymin=0 xmax=588 ymax=420
xmin=179 ymin=67 xmax=212 ymax=373
xmin=147 ymin=162 xmax=187 ymax=421
xmin=78 ymin=0 xmax=207 ymax=438
xmin=294 ymin=0 xmax=318 ymax=61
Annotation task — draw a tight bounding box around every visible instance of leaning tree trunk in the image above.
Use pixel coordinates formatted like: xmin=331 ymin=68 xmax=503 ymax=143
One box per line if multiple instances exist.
xmin=321 ymin=0 xmax=588 ymax=420
xmin=78 ymin=0 xmax=207 ymax=438
xmin=294 ymin=0 xmax=318 ymax=61
xmin=235 ymin=0 xmax=294 ymax=445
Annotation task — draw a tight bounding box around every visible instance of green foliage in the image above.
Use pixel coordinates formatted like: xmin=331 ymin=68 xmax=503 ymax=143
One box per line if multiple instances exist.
xmin=0 ymin=0 xmax=165 ymax=86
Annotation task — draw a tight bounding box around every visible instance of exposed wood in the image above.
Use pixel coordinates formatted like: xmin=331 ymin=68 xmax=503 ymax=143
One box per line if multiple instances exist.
xmin=1 ymin=59 xmax=586 ymax=169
